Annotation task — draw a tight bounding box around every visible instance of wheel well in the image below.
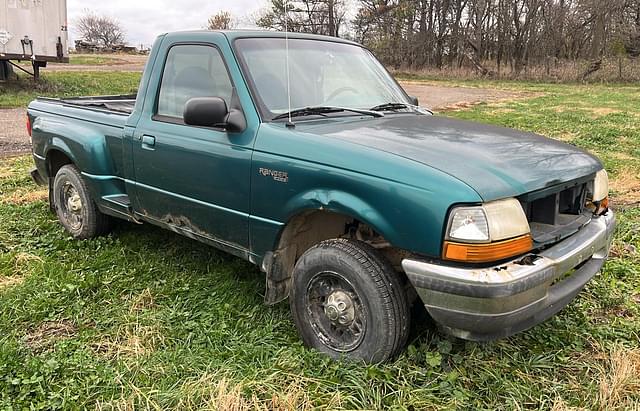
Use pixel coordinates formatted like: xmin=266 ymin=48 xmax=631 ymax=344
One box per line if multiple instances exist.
xmin=46 ymin=149 xmax=73 ymax=178
xmin=263 ymin=210 xmax=412 ymax=304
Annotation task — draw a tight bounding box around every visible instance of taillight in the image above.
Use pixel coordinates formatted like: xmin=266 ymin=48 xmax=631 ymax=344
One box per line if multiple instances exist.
xmin=26 ymin=115 xmax=32 ymax=137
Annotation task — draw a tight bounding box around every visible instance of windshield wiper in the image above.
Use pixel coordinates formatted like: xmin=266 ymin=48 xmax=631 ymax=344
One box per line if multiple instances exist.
xmin=370 ymin=102 xmax=433 ymax=114
xmin=272 ymin=106 xmax=384 ymax=121
xmin=370 ymin=102 xmax=410 ymax=112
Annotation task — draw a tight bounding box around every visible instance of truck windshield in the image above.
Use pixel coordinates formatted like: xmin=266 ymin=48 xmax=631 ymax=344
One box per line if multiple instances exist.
xmin=234 ymin=38 xmax=410 ymax=120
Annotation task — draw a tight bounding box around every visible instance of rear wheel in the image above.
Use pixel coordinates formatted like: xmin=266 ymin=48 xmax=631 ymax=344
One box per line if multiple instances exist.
xmin=290 ymin=239 xmax=410 ymax=363
xmin=52 ymin=165 xmax=111 ymax=239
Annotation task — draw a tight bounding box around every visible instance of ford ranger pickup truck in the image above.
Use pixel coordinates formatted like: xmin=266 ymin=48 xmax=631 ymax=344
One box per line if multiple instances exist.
xmin=27 ymin=30 xmax=615 ymax=363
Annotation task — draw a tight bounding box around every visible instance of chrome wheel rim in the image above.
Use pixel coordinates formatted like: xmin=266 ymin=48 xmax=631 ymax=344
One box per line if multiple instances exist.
xmin=305 ymin=271 xmax=366 ymax=352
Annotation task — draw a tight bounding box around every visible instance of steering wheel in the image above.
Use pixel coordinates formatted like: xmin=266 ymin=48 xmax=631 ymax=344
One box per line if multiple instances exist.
xmin=326 ymin=86 xmax=359 ymax=102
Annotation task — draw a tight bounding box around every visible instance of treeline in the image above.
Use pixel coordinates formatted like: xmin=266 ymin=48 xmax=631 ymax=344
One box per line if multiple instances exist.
xmin=255 ymin=0 xmax=640 ymax=81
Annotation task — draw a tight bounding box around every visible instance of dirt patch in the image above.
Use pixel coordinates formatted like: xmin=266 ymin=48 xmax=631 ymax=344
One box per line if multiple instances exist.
xmin=400 ymin=82 xmax=527 ymax=111
xmin=610 ymin=168 xmax=640 ymax=206
xmin=47 ymin=54 xmax=148 ymax=73
xmin=24 ymin=320 xmax=78 ymax=353
xmin=591 ymin=107 xmax=621 ymax=117
xmin=0 ymin=188 xmax=48 ymax=205
xmin=0 ymin=108 xmax=30 ymax=158
xmin=611 ymin=152 xmax=636 ymax=161
xmin=14 ymin=54 xmax=148 ymax=73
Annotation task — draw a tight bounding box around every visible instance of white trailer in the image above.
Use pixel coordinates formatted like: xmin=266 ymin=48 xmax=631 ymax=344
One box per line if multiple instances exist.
xmin=0 ymin=0 xmax=68 ymax=79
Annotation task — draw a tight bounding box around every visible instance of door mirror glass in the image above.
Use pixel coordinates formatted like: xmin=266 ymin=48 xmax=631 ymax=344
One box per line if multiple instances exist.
xmin=184 ymin=97 xmax=228 ymax=128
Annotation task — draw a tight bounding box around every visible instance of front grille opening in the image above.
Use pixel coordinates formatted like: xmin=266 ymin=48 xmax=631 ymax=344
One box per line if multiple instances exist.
xmin=521 ymin=181 xmax=592 ymax=245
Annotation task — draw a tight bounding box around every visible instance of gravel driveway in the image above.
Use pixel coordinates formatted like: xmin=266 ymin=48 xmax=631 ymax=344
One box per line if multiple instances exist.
xmin=0 ymin=108 xmax=29 ymax=158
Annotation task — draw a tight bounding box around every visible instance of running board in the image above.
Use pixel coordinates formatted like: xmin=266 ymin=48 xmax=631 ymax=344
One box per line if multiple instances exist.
xmin=104 ymin=194 xmax=131 ymax=207
xmin=101 ymin=194 xmax=142 ymax=224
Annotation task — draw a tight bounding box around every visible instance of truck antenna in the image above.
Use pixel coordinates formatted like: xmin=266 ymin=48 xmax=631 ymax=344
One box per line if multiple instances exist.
xmin=284 ymin=0 xmax=294 ymax=128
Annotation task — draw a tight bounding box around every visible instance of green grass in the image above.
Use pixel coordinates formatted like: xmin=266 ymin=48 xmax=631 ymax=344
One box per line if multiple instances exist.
xmin=1 ymin=80 xmax=639 ymax=410
xmin=69 ymin=55 xmax=119 ymax=66
xmin=0 ymin=71 xmax=141 ymax=109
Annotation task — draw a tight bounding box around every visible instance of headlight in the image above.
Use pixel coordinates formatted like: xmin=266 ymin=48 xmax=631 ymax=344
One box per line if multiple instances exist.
xmin=444 ymin=198 xmax=532 ymax=263
xmin=447 ymin=198 xmax=530 ymax=243
xmin=592 ymin=169 xmax=609 ymax=202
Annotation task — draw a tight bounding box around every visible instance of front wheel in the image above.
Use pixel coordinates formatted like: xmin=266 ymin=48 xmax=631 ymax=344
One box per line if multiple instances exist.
xmin=52 ymin=164 xmax=111 ymax=239
xmin=290 ymin=239 xmax=410 ymax=363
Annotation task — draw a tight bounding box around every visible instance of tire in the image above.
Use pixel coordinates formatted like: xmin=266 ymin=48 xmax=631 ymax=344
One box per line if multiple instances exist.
xmin=52 ymin=164 xmax=111 ymax=239
xmin=290 ymin=239 xmax=410 ymax=363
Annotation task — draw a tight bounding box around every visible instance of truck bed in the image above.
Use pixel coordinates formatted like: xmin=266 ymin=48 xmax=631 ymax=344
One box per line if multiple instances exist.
xmin=28 ymin=94 xmax=134 ymax=184
xmin=36 ymin=94 xmax=137 ymax=115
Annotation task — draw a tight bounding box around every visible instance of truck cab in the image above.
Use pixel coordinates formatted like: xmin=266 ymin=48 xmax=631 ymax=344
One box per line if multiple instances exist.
xmin=27 ymin=31 xmax=615 ymax=363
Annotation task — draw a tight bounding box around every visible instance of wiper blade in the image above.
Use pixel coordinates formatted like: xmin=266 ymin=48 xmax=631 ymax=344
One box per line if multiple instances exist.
xmin=272 ymin=106 xmax=384 ymax=121
xmin=370 ymin=102 xmax=433 ymax=115
xmin=370 ymin=102 xmax=410 ymax=112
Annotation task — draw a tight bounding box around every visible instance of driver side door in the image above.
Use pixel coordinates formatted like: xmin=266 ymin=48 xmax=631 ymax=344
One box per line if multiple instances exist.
xmin=131 ymin=42 xmax=255 ymax=254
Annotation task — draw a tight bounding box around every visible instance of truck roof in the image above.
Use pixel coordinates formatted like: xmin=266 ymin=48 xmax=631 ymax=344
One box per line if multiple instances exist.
xmin=160 ymin=29 xmax=361 ymax=47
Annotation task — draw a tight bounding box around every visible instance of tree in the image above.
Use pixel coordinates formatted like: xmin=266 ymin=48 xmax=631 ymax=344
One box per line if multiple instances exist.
xmin=349 ymin=0 xmax=640 ymax=79
xmin=256 ymin=0 xmax=346 ymax=37
xmin=76 ymin=10 xmax=125 ymax=48
xmin=207 ymin=11 xmax=236 ymax=30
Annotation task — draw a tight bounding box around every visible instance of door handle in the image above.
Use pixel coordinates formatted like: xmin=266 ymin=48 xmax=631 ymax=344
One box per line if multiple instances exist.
xmin=141 ymin=135 xmax=156 ymax=150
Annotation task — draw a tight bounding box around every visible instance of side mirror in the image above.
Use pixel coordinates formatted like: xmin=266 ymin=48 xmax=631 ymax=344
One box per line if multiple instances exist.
xmin=184 ymin=97 xmax=228 ymax=128
xmin=184 ymin=90 xmax=247 ymax=132
xmin=408 ymin=95 xmax=419 ymax=106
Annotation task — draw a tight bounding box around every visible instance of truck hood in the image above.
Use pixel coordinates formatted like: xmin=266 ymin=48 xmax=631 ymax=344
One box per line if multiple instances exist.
xmin=297 ymin=114 xmax=602 ymax=200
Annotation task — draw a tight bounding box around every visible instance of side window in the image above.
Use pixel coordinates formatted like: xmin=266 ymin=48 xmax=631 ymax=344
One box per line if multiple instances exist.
xmin=156 ymin=45 xmax=233 ymax=120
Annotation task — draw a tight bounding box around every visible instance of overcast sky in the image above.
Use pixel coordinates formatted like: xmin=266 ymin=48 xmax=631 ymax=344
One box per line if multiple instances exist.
xmin=67 ymin=0 xmax=268 ymax=48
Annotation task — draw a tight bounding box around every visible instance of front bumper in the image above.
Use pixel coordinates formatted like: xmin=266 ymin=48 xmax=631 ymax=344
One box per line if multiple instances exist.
xmin=402 ymin=211 xmax=616 ymax=340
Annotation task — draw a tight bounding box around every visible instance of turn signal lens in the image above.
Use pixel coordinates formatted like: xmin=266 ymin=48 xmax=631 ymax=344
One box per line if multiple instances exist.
xmin=586 ymin=196 xmax=610 ymax=215
xmin=597 ymin=197 xmax=609 ymax=215
xmin=592 ymin=169 xmax=608 ymax=201
xmin=443 ymin=234 xmax=533 ymax=263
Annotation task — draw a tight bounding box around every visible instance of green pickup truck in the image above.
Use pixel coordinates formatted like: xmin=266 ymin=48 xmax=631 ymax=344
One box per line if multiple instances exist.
xmin=27 ymin=30 xmax=615 ymax=363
